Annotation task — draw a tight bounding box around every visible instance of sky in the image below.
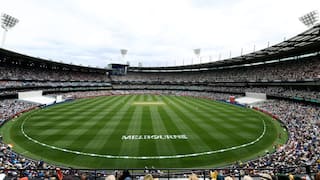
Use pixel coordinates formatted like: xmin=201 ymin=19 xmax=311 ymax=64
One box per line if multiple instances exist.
xmin=1 ymin=0 xmax=319 ymax=68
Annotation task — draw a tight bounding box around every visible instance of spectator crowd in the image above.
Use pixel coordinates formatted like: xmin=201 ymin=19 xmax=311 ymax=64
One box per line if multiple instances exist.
xmin=232 ymin=100 xmax=320 ymax=174
xmin=0 ymin=66 xmax=109 ymax=82
xmin=112 ymin=85 xmax=319 ymax=102
xmin=112 ymin=57 xmax=320 ymax=82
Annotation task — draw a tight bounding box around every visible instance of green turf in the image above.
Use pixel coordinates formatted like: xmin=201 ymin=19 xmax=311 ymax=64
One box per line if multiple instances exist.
xmin=0 ymin=94 xmax=287 ymax=168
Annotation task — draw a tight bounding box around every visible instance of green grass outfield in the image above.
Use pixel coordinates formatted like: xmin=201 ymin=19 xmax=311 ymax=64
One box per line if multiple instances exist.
xmin=1 ymin=94 xmax=287 ymax=168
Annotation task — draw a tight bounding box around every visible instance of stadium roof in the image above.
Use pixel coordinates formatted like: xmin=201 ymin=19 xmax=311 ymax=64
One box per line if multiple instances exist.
xmin=130 ymin=24 xmax=320 ymax=72
xmin=0 ymin=48 xmax=111 ymax=73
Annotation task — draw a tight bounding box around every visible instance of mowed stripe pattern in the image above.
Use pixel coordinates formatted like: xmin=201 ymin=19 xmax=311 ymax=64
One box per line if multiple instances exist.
xmin=8 ymin=95 xmax=278 ymax=168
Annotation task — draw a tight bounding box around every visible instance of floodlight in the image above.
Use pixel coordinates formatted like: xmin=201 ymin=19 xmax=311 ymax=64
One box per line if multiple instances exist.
xmin=299 ymin=10 xmax=319 ymax=27
xmin=193 ymin=48 xmax=201 ymax=57
xmin=1 ymin=13 xmax=19 ymax=30
xmin=120 ymin=49 xmax=128 ymax=58
xmin=1 ymin=13 xmax=19 ymax=47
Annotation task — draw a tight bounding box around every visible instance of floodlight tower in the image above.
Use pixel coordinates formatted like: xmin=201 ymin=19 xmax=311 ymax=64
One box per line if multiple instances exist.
xmin=299 ymin=10 xmax=319 ymax=27
xmin=1 ymin=13 xmax=19 ymax=47
xmin=120 ymin=49 xmax=128 ymax=63
xmin=193 ymin=48 xmax=201 ymax=64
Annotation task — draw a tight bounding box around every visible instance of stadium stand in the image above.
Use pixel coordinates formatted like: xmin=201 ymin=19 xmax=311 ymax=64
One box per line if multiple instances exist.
xmin=0 ymin=25 xmax=319 ymax=179
xmin=112 ymin=57 xmax=320 ymax=82
xmin=0 ymin=99 xmax=38 ymax=125
xmin=0 ymin=48 xmax=112 ymax=99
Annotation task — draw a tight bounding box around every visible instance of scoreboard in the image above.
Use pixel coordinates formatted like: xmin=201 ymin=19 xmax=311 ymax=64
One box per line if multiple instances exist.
xmin=108 ymin=63 xmax=128 ymax=75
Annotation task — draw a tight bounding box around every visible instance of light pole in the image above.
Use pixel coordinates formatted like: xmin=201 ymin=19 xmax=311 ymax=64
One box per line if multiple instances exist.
xmin=120 ymin=49 xmax=128 ymax=63
xmin=1 ymin=13 xmax=19 ymax=48
xmin=193 ymin=48 xmax=201 ymax=64
xmin=120 ymin=49 xmax=128 ymax=73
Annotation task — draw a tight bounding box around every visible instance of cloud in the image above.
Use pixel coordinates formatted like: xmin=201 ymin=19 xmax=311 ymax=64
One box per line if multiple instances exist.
xmin=1 ymin=0 xmax=319 ymax=67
